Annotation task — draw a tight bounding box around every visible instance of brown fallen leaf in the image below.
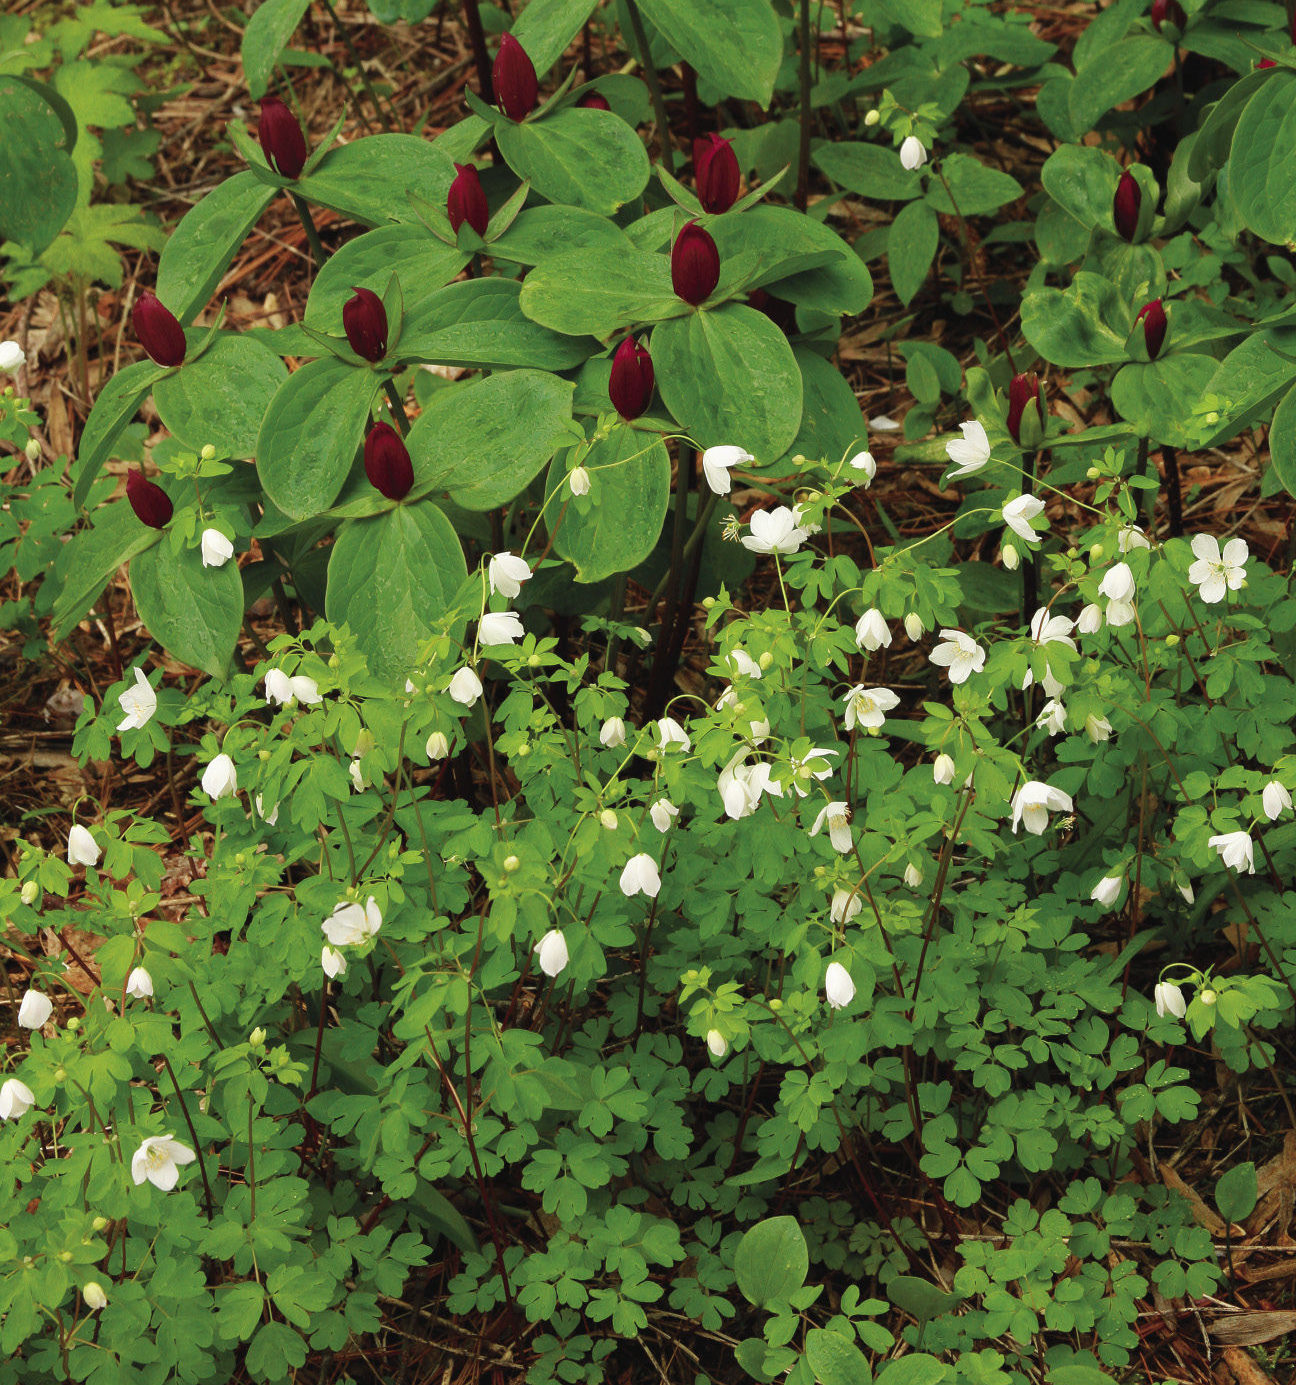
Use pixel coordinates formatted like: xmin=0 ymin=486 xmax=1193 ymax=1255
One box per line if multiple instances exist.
xmin=1209 ymin=1310 xmax=1296 ymax=1346
xmin=1222 ymin=1345 xmax=1277 ymax=1385
xmin=1161 ymin=1162 xmax=1228 ymax=1237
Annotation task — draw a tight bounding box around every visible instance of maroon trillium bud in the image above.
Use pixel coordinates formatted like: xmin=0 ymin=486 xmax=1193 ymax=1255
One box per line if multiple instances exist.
xmin=493 ymin=34 xmax=539 ymax=122
xmin=671 ymin=221 xmax=720 ymax=306
xmin=364 ymin=422 xmax=414 ymax=500
xmin=257 ymin=96 xmax=307 ymax=179
xmin=132 ymin=290 xmax=186 ymax=368
xmin=1150 ymin=0 xmax=1186 ymax=31
xmin=1113 ymin=171 xmax=1141 ymax=242
xmin=693 ymin=134 xmax=741 ymax=215
xmin=342 ymin=287 xmax=388 ymax=363
xmin=609 ymin=337 xmax=654 ymax=420
xmin=1006 ymin=372 xmax=1044 ymax=446
xmin=1258 ymin=57 xmax=1278 ymax=69
xmin=126 ymin=469 xmax=173 ymax=529
xmin=1136 ymin=299 xmax=1167 ymax=359
xmin=447 ymin=163 xmax=489 ymax=236
xmin=578 ymin=91 xmax=611 ymax=110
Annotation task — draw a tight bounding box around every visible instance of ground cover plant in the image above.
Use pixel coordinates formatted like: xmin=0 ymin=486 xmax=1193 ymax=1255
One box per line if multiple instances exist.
xmin=2 ymin=0 xmax=1296 ymax=1382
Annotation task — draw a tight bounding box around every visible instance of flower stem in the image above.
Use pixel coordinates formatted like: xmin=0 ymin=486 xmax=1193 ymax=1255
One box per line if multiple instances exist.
xmin=624 ymin=0 xmax=674 ymax=174
xmin=289 ymin=192 xmax=328 ymax=267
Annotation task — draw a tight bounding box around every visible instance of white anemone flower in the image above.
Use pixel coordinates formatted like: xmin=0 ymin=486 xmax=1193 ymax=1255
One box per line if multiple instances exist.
xmin=1029 ymin=609 xmax=1076 ymax=650
xmin=130 ymin=1134 xmax=196 ymax=1191
xmin=1084 ymin=714 xmax=1113 ymax=743
xmin=488 ymin=551 xmax=532 ymax=599
xmin=200 ymin=529 xmax=234 ymax=568
xmin=1002 ymin=494 xmax=1046 ymax=543
xmin=479 ymin=611 xmax=524 ymax=646
xmin=117 ymin=667 xmax=157 ymax=732
xmin=904 ymin=862 xmax=924 ymax=888
xmin=125 ymin=967 xmax=153 ymax=1000
xmin=265 ymin=670 xmax=321 ymax=707
xmin=854 ymin=609 xmax=891 ymax=651
xmin=0 ymin=1079 xmax=36 ymax=1120
xmin=1090 ymin=875 xmax=1122 ymax=908
xmin=705 ymin=1029 xmax=728 ymax=1058
xmin=1098 ymin=562 xmax=1136 ymax=605
xmin=17 ymin=990 xmax=53 ymax=1029
xmin=83 ymin=1283 xmax=108 ymax=1311
xmin=741 ymin=507 xmax=809 ymax=555
xmin=933 ymin=753 xmax=956 ymax=785
xmin=899 ymin=135 xmax=927 ymax=170
xmin=1262 ymin=780 xmax=1292 ymax=821
xmin=656 ymin=717 xmax=691 ymax=752
xmin=1187 ymin=533 xmax=1248 ymax=604
xmin=534 ymin=929 xmax=569 ymax=977
xmin=1009 ymin=780 xmax=1073 ymax=835
xmin=843 ymin=685 xmax=900 ymax=732
xmin=717 ymin=752 xmax=773 ymax=820
xmin=809 ymin=801 xmax=853 ymax=854
xmin=824 ymin=961 xmax=856 ymax=1009
xmin=1154 ymin=981 xmax=1187 ymax=1019
xmin=830 ymin=888 xmax=862 ymax=924
xmin=321 ymin=946 xmax=348 ymax=979
xmin=0 ymin=340 xmax=26 ymax=374
xmin=568 ymin=466 xmax=590 ymax=496
xmin=619 ymin=853 xmax=661 ymax=898
xmin=929 ymin=629 xmax=987 ymax=684
xmin=1077 ymin=603 xmax=1103 ymax=634
xmin=726 ymin=648 xmax=763 ymax=680
xmin=448 ymin=666 xmax=483 ymax=706
xmin=650 ymin=799 xmax=679 ymax=833
xmin=1117 ymin=524 xmax=1151 ymax=553
xmin=847 ymin=450 xmax=877 ymax=483
xmin=600 ymin=717 xmax=626 ymax=748
xmin=201 ymin=753 xmax=238 ymax=801
xmin=1036 ymin=699 xmax=1067 ymax=736
xmin=322 ymin=896 xmax=382 ymax=946
xmin=945 ymin=420 xmax=991 ymax=478
xmin=67 ymin=825 xmax=100 ymax=867
xmin=702 ymin=445 xmax=753 ymax=496
xmin=1208 ymin=830 xmax=1254 ymax=874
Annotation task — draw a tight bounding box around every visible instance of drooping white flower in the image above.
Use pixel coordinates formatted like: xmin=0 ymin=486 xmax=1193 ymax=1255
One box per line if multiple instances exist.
xmin=619 ymin=853 xmax=661 ymax=898
xmin=1002 ymin=494 xmax=1046 ymax=543
xmin=83 ymin=1283 xmax=108 ymax=1311
xmin=855 ymin=609 xmax=891 ymax=652
xmin=534 ymin=929 xmax=569 ymax=978
xmin=930 ymin=629 xmax=987 ymax=685
xmin=656 ymin=717 xmax=691 ymax=752
xmin=830 ymin=888 xmax=862 ymax=924
xmin=568 ymin=466 xmax=590 ymax=497
xmin=1029 ymin=608 xmax=1076 ymax=650
xmin=1098 ymin=562 xmax=1136 ymax=605
xmin=322 ymin=896 xmax=383 ymax=946
xmin=1262 ymin=780 xmax=1292 ymax=821
xmin=1002 ymin=544 xmax=1020 ymax=571
xmin=702 ymin=445 xmax=753 ymax=496
xmin=480 ymin=611 xmax=524 ymax=646
xmin=904 ymin=612 xmax=925 ymax=641
xmin=1077 ymin=603 xmax=1103 ymax=635
xmin=202 ymin=753 xmax=238 ymax=801
xmin=717 ymin=752 xmax=773 ymax=819
xmin=1009 ymin=780 xmax=1073 ymax=835
xmin=809 ymin=801 xmax=853 ymax=854
xmin=789 ymin=748 xmax=835 ymax=797
xmin=705 ymin=1029 xmax=728 ymax=1058
xmin=426 ymin=732 xmax=450 ymax=761
xmin=117 ymin=667 xmax=157 ymax=732
xmin=321 ymin=945 xmax=347 ymax=979
xmin=1084 ymin=714 xmax=1113 ymax=743
xmin=945 ymin=420 xmax=991 ymax=478
xmin=742 ymin=507 xmax=809 ymax=555
xmin=600 ymin=717 xmax=626 ymax=749
xmin=650 ymin=799 xmax=679 ymax=833
xmin=1036 ymin=699 xmax=1067 ymax=736
xmin=67 ymin=825 xmax=100 ymax=867
xmin=899 ymin=135 xmax=927 ymax=170
xmin=0 ymin=1078 xmax=36 ymax=1120
xmin=349 ymin=758 xmax=367 ymax=794
xmin=1105 ymin=599 xmax=1136 ymax=628
xmin=843 ymin=684 xmax=900 ymax=732
xmin=1154 ymin=980 xmax=1187 ymax=1019
xmin=1090 ymin=875 xmax=1122 ymax=907
xmin=17 ymin=990 xmax=53 ymax=1029
xmin=1117 ymin=523 xmax=1151 ymax=553
xmin=726 ymin=648 xmax=763 ymax=680
xmin=1187 ymin=534 xmax=1248 ymax=604
xmin=265 ymin=670 xmax=321 ymax=707
xmin=125 ymin=967 xmax=153 ymax=1000
xmin=847 ymin=450 xmax=877 ymax=483
xmin=933 ymin=753 xmax=956 ymax=785
xmin=1208 ymin=830 xmax=1255 ymax=874
xmin=130 ymin=1134 xmax=196 ymax=1191
xmin=903 ymin=862 xmax=924 ymax=888
xmin=448 ymin=666 xmax=483 ymax=706
xmin=200 ymin=529 xmax=234 ymax=568
xmin=253 ymin=794 xmax=279 ymax=826
xmin=599 ymin=808 xmax=619 ymax=832
xmin=824 ymin=961 xmax=856 ymax=1009
xmin=488 ymin=551 xmax=532 ymax=599
xmin=0 ymin=340 xmax=26 ymax=373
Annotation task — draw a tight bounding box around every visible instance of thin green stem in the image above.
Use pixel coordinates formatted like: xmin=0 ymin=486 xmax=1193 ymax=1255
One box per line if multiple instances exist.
xmin=624 ymin=0 xmax=674 ymax=174
xmin=383 ymin=378 xmax=411 ymax=435
xmin=289 ymin=192 xmax=328 ymax=267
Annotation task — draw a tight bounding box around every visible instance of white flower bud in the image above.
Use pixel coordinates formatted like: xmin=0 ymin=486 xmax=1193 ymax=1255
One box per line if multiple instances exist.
xmin=904 ymin=612 xmax=924 ymax=641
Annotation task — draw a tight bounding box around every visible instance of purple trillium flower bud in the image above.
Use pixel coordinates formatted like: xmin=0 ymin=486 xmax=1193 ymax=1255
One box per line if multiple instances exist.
xmin=364 ymin=422 xmax=414 ymax=500
xmin=126 ymin=469 xmax=173 ymax=529
xmin=1137 ymin=299 xmax=1167 ymax=359
xmin=343 ymin=287 xmax=388 ymax=363
xmin=493 ymin=34 xmax=539 ymax=122
xmin=1114 ymin=171 xmax=1141 ymax=242
xmin=447 ymin=163 xmax=489 ymax=237
xmin=609 ymin=337 xmax=654 ymax=420
xmin=693 ymin=134 xmax=741 ymax=215
xmin=671 ymin=221 xmax=720 ymax=306
xmin=257 ymin=96 xmax=307 ymax=179
xmin=1006 ymin=372 xmax=1045 ymax=446
xmin=1151 ymin=0 xmax=1186 ymax=33
xmin=578 ymin=91 xmax=611 ymax=110
xmin=132 ymin=290 xmax=186 ymax=368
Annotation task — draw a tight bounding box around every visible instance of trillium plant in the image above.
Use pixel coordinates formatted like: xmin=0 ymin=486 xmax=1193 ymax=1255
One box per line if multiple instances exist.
xmin=4 ymin=0 xmax=1296 ymax=1383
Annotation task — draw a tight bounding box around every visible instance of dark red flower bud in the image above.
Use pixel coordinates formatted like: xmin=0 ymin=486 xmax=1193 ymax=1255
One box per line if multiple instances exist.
xmin=1007 ymin=372 xmax=1045 ymax=445
xmin=447 ymin=163 xmax=489 ymax=236
xmin=1136 ymin=299 xmax=1167 ymax=359
xmin=126 ymin=469 xmax=173 ymax=529
xmin=132 ymin=290 xmax=186 ymax=368
xmin=364 ymin=422 xmax=414 ymax=500
xmin=493 ymin=34 xmax=539 ymax=122
xmin=1150 ymin=0 xmax=1186 ymax=31
xmin=1114 ymin=171 xmax=1141 ymax=242
xmin=342 ymin=287 xmax=388 ymax=363
xmin=578 ymin=91 xmax=611 ymax=110
xmin=257 ymin=96 xmax=307 ymax=179
xmin=693 ymin=134 xmax=741 ymax=215
xmin=609 ymin=337 xmax=654 ymax=420
xmin=1258 ymin=57 xmax=1278 ymax=68
xmin=671 ymin=221 xmax=720 ymax=306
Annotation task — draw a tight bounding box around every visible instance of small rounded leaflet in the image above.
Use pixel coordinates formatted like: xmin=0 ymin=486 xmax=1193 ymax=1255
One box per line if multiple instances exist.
xmin=342 ymin=287 xmax=388 ymax=363
xmin=493 ymin=34 xmax=539 ymax=122
xmin=364 ymin=422 xmax=414 ymax=500
xmin=126 ymin=469 xmax=173 ymax=529
xmin=132 ymin=290 xmax=186 ymax=368
xmin=257 ymin=96 xmax=307 ymax=178
xmin=671 ymin=221 xmax=720 ymax=305
xmin=608 ymin=337 xmax=654 ymax=419
xmin=693 ymin=134 xmax=740 ymax=214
